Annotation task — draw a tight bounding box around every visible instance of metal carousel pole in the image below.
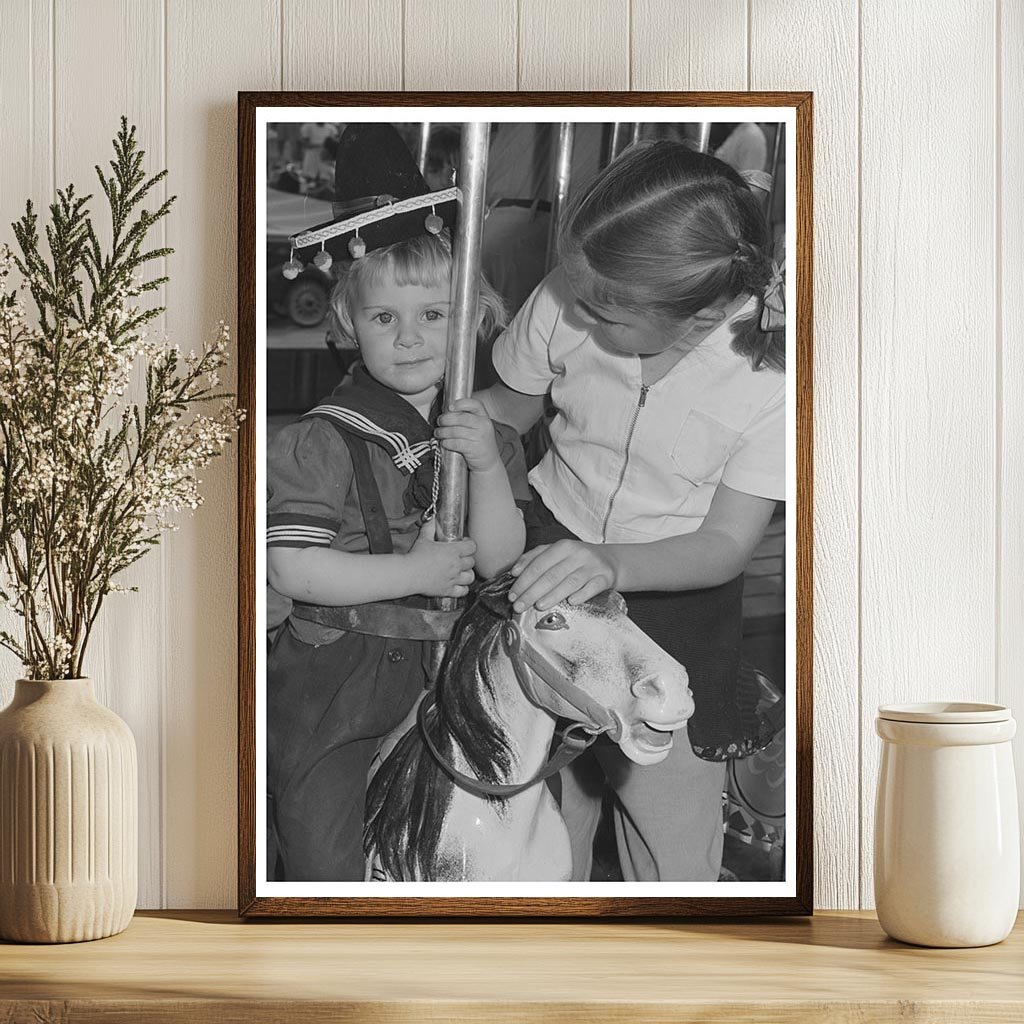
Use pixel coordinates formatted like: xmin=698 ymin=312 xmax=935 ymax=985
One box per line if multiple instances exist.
xmin=417 ymin=121 xmax=432 ymax=175
xmin=605 ymin=121 xmax=626 ymax=166
xmin=696 ymin=122 xmax=713 ymax=153
xmin=546 ymin=122 xmax=576 ymax=273
xmin=429 ymin=121 xmax=490 ymax=682
xmin=766 ymin=123 xmax=785 ymax=227
xmin=630 ymin=122 xmax=643 ymax=146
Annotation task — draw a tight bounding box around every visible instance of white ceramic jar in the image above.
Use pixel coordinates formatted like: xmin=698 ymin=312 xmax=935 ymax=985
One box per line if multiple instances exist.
xmin=874 ymin=702 xmax=1019 ymax=947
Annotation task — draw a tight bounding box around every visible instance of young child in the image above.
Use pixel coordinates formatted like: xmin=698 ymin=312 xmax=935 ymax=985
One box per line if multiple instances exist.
xmin=267 ymin=124 xmax=529 ymax=881
xmin=479 ymin=141 xmax=786 ymax=883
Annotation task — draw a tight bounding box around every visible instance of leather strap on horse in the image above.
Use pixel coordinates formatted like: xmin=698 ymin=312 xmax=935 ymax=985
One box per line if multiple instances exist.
xmin=501 ymin=621 xmax=623 ymax=742
xmin=416 ymin=692 xmax=599 ymax=799
xmin=292 ymin=600 xmax=459 ymax=642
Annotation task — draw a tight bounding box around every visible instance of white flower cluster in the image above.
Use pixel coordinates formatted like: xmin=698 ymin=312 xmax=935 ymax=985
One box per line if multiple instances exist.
xmin=0 ymin=243 xmax=241 ymax=679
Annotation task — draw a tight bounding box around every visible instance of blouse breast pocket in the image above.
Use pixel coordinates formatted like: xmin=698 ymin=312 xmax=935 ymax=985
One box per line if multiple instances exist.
xmin=670 ymin=410 xmax=742 ymax=486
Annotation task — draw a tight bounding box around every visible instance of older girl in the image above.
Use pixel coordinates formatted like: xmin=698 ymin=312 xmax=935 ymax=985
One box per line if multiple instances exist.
xmin=479 ymin=141 xmax=785 ymax=882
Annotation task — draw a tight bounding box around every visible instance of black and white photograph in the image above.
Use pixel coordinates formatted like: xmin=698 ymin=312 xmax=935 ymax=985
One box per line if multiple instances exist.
xmin=242 ymin=97 xmax=809 ymax=915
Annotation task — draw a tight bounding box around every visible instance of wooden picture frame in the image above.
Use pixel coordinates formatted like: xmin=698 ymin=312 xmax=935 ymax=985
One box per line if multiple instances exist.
xmin=238 ymin=91 xmax=813 ymax=917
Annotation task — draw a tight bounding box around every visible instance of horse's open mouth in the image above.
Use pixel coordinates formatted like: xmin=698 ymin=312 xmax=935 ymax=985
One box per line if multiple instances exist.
xmin=633 ymin=721 xmax=677 ymax=751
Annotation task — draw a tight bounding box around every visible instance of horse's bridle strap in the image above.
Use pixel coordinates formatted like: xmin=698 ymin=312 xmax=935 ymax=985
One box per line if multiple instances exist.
xmin=416 ymin=693 xmax=599 ymax=799
xmin=502 ymin=623 xmax=622 ymax=741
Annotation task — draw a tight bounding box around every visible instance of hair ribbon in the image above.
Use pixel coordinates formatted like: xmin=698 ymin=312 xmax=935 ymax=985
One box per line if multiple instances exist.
xmin=739 ymin=168 xmax=772 ymax=195
xmin=760 ymin=260 xmax=785 ymax=333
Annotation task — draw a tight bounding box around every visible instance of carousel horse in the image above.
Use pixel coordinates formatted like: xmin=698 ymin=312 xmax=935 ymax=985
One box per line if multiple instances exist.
xmin=363 ymin=572 xmax=695 ymax=881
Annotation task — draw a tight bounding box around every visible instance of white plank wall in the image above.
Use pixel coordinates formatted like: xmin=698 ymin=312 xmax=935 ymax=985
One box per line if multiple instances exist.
xmin=518 ymin=0 xmax=630 ymax=90
xmin=632 ymin=0 xmax=747 ymax=91
xmin=750 ymin=0 xmax=861 ymax=912
xmin=859 ymin=0 xmax=999 ymax=908
xmin=0 ymin=0 xmax=1019 ymax=910
xmin=404 ymin=1 xmax=517 ymax=91
xmin=162 ymin=0 xmax=280 ymax=909
xmin=0 ymin=3 xmax=51 ymax=694
xmin=282 ymin=0 xmax=403 ymax=91
xmin=1002 ymin=0 xmax=1024 ymax=905
xmin=53 ymin=0 xmax=168 ymax=911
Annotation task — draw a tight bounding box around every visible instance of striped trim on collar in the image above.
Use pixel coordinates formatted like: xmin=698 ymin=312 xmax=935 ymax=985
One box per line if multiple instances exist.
xmin=304 ymin=404 xmax=437 ymax=473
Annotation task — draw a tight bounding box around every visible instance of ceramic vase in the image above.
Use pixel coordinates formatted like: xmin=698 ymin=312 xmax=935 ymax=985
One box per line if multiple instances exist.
xmin=874 ymin=702 xmax=1019 ymax=948
xmin=0 ymin=678 xmax=137 ymax=943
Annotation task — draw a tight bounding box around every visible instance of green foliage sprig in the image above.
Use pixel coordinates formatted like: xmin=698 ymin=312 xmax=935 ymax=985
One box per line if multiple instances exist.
xmin=0 ymin=117 xmax=241 ymax=679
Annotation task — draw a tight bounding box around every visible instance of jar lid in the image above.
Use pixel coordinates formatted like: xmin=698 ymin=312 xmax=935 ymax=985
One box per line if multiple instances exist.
xmin=877 ymin=701 xmax=1011 ymax=724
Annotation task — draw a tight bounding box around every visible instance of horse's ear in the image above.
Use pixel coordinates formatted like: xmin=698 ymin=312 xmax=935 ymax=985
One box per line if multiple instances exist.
xmin=471 ymin=570 xmax=515 ymax=620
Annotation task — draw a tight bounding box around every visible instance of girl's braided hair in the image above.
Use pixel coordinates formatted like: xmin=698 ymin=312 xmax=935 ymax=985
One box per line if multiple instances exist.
xmin=558 ymin=141 xmax=784 ymax=373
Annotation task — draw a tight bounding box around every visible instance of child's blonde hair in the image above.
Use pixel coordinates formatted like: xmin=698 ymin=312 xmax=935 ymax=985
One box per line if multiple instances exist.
xmin=558 ymin=142 xmax=784 ymax=373
xmin=329 ymin=232 xmax=506 ymax=348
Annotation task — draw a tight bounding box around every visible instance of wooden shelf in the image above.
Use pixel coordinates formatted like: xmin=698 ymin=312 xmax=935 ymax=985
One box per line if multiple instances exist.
xmin=2 ymin=910 xmax=1022 ymax=1022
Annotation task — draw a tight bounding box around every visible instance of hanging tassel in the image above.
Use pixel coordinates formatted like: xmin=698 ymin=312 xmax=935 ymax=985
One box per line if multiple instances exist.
xmin=424 ymin=204 xmax=443 ymax=235
xmin=282 ymin=247 xmax=303 ymax=280
xmin=313 ymin=241 xmax=333 ymax=271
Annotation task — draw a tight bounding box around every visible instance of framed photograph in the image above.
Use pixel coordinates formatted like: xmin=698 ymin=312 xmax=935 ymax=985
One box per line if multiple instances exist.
xmin=238 ymin=92 xmax=812 ymax=916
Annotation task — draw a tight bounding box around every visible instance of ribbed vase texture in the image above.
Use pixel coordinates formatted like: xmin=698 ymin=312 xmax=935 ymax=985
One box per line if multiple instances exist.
xmin=0 ymin=678 xmax=137 ymax=943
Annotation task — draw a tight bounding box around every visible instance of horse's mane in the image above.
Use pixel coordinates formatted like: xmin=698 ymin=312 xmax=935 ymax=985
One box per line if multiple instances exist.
xmin=363 ymin=572 xmax=517 ymax=881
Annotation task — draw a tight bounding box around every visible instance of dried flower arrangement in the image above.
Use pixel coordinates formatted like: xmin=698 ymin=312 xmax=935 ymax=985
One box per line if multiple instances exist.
xmin=0 ymin=118 xmax=241 ymax=680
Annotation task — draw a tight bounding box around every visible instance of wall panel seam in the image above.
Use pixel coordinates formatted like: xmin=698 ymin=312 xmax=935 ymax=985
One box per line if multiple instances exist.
xmin=855 ymin=0 xmax=864 ymax=910
xmin=160 ymin=0 xmax=169 ymax=910
xmin=995 ymin=0 xmax=1003 ymax=707
xmin=746 ymin=0 xmax=751 ymax=89
xmin=29 ymin=0 xmax=34 ymax=190
xmin=516 ymin=0 xmax=521 ymax=89
xmin=50 ymin=0 xmax=55 ymax=198
xmin=627 ymin=0 xmax=633 ymax=90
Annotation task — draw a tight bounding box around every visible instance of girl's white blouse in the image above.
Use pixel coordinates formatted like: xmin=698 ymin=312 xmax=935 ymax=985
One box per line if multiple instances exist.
xmin=491 ymin=269 xmax=786 ymax=545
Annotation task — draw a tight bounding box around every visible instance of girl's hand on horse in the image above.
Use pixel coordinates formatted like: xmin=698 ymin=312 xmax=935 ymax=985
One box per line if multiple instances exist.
xmin=408 ymin=518 xmax=477 ymax=598
xmin=435 ymin=397 xmax=501 ymax=474
xmin=508 ymin=541 xmax=618 ymax=613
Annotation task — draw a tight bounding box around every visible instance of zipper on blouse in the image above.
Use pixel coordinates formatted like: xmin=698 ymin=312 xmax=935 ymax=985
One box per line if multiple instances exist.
xmin=600 ymin=385 xmax=649 ymax=542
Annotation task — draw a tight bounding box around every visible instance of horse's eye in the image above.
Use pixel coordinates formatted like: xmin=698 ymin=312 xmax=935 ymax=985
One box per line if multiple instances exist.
xmin=536 ymin=612 xmax=568 ymax=631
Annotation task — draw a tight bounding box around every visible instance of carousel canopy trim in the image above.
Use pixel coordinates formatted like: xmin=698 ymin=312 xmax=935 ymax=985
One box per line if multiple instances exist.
xmin=290 ymin=187 xmax=460 ymax=249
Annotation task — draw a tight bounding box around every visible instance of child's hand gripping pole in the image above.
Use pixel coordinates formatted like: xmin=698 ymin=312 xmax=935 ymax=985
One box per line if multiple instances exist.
xmin=429 ymin=121 xmax=491 ymax=684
